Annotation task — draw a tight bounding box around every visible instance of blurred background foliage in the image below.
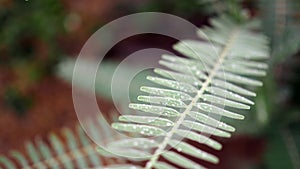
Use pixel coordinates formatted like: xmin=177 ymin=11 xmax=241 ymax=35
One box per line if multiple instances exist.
xmin=0 ymin=0 xmax=300 ymax=169
xmin=0 ymin=0 xmax=64 ymax=116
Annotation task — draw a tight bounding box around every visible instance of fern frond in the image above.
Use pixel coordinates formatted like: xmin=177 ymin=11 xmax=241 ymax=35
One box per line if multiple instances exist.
xmin=102 ymin=15 xmax=270 ymax=169
xmin=0 ymin=118 xmax=116 ymax=169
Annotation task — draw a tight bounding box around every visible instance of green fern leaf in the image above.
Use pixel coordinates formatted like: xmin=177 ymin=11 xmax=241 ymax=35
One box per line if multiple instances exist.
xmin=104 ymin=15 xmax=270 ymax=169
xmin=103 ymin=165 xmax=144 ymax=169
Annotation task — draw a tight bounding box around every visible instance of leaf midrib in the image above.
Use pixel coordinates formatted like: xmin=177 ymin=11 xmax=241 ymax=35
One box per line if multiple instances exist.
xmin=145 ymin=28 xmax=240 ymax=169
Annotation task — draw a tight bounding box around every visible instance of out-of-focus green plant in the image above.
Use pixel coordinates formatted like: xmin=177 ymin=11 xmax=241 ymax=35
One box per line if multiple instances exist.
xmin=3 ymin=87 xmax=33 ymax=117
xmin=0 ymin=0 xmax=65 ymax=115
xmin=138 ymin=0 xmax=244 ymax=18
xmin=0 ymin=0 xmax=64 ymax=62
xmin=251 ymin=0 xmax=300 ymax=168
xmin=260 ymin=0 xmax=300 ymax=64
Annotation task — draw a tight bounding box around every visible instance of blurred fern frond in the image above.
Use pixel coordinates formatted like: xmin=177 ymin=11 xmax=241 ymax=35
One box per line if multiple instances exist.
xmin=0 ymin=118 xmax=118 ymax=169
xmin=261 ymin=0 xmax=300 ymax=62
xmin=101 ymin=15 xmax=270 ymax=169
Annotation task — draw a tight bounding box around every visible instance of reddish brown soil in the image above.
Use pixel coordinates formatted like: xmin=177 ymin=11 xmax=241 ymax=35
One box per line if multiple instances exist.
xmin=0 ymin=71 xmax=114 ymax=156
xmin=0 ymin=73 xmax=74 ymax=154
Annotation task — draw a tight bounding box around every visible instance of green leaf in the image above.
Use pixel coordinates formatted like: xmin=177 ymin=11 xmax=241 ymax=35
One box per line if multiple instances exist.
xmin=176 ymin=129 xmax=222 ymax=150
xmin=221 ymin=63 xmax=266 ymax=76
xmin=182 ymin=120 xmax=231 ymax=138
xmin=169 ymin=139 xmax=219 ymax=163
xmin=211 ymin=79 xmax=256 ymax=97
xmin=119 ymin=115 xmax=174 ymax=127
xmin=97 ymin=147 xmax=150 ymax=161
xmin=63 ymin=128 xmax=88 ymax=168
xmin=10 ymin=151 xmax=29 ymax=168
xmin=49 ymin=134 xmax=73 ymax=169
xmin=188 ymin=111 xmax=235 ymax=132
xmin=107 ymin=15 xmax=269 ymax=169
xmin=224 ymin=59 xmax=268 ymax=69
xmin=162 ymin=151 xmax=205 ymax=169
xmin=153 ymin=162 xmax=177 ymax=169
xmin=108 ymin=138 xmax=159 ymax=149
xmin=104 ymin=165 xmax=143 ymax=169
xmin=154 ymin=68 xmax=202 ymax=86
xmin=36 ymin=140 xmax=60 ymax=169
xmin=195 ymin=102 xmax=244 ymax=119
xmin=112 ymin=123 xmax=166 ymax=136
xmin=129 ymin=103 xmax=180 ymax=117
xmin=140 ymin=86 xmax=192 ymax=100
xmin=216 ymin=72 xmax=263 ymax=86
xmin=200 ymin=94 xmax=250 ymax=109
xmin=159 ymin=58 xmax=208 ymax=80
xmin=0 ymin=156 xmax=16 ymax=169
xmin=206 ymin=86 xmax=254 ymax=105
xmin=138 ymin=96 xmax=186 ymax=108
xmin=147 ymin=76 xmax=198 ymax=93
xmin=174 ymin=40 xmax=220 ymax=63
xmin=25 ymin=142 xmax=47 ymax=169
